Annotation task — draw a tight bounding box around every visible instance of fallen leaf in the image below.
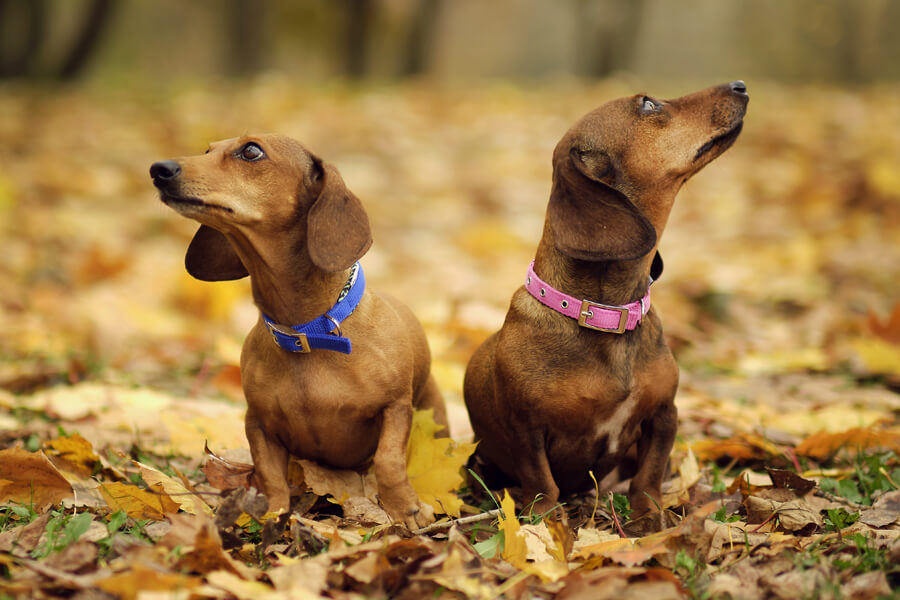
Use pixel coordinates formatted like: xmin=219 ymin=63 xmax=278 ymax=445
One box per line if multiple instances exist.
xmin=136 ymin=460 xmax=213 ymax=516
xmin=297 ymin=458 xmax=378 ymax=502
xmin=406 ymin=408 xmax=477 ymax=517
xmin=867 ymin=303 xmax=900 ymax=345
xmin=202 ymin=442 xmax=255 ymax=491
xmin=499 ymin=490 xmax=527 ymax=567
xmin=0 ymin=448 xmax=73 ymax=510
xmin=44 ymin=434 xmax=100 ymax=477
xmin=95 ymin=563 xmax=202 ymax=600
xmin=97 ymin=481 xmax=180 ymax=520
xmin=0 ymin=512 xmax=51 ymax=555
xmin=795 ymin=427 xmax=900 ymax=460
xmin=662 ymin=448 xmax=700 ymax=507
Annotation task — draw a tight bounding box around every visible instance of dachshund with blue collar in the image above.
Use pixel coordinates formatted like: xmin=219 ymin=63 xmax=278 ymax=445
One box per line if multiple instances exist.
xmin=151 ymin=134 xmax=447 ymax=529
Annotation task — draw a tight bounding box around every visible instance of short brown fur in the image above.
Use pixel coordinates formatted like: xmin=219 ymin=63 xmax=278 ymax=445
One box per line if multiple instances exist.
xmin=464 ymin=82 xmax=748 ymax=517
xmin=152 ymin=134 xmax=448 ymax=529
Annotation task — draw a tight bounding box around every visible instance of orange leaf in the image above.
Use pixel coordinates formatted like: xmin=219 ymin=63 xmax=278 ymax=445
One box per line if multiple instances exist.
xmin=0 ymin=448 xmax=73 ymax=510
xmin=868 ymin=303 xmax=900 ymax=345
xmin=795 ymin=428 xmax=900 ymax=460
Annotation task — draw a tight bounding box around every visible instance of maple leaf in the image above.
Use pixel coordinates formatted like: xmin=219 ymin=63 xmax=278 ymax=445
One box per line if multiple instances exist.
xmin=406 ymin=409 xmax=477 ymax=517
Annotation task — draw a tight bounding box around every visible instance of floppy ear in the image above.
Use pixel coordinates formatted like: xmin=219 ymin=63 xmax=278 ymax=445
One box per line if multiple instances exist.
xmin=184 ymin=225 xmax=249 ymax=281
xmin=307 ymin=162 xmax=373 ymax=272
xmin=548 ymin=147 xmax=656 ymax=261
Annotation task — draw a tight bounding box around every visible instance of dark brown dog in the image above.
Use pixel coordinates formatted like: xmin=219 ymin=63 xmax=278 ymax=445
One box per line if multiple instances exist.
xmin=151 ymin=134 xmax=447 ymax=529
xmin=464 ymin=82 xmax=748 ymax=517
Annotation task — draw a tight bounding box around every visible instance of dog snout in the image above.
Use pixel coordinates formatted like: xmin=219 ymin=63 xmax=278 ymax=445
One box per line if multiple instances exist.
xmin=150 ymin=160 xmax=182 ymax=188
xmin=729 ymin=80 xmax=747 ymax=96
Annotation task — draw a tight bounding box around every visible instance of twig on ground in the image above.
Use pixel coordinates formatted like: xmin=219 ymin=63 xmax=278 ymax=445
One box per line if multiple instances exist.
xmin=608 ymin=492 xmax=627 ymax=538
xmin=814 ymin=489 xmax=868 ymax=511
xmin=413 ymin=509 xmax=502 ymax=535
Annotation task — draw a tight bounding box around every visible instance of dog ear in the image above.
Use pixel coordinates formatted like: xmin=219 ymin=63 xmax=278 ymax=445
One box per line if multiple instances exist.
xmin=548 ymin=147 xmax=657 ymax=261
xmin=307 ymin=162 xmax=373 ymax=272
xmin=185 ymin=225 xmax=249 ymax=281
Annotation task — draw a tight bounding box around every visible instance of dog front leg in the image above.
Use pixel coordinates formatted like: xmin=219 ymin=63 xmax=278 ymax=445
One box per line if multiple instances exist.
xmin=374 ymin=402 xmax=434 ymax=530
xmin=628 ymin=400 xmax=677 ymax=518
xmin=517 ymin=431 xmax=561 ymax=518
xmin=245 ymin=409 xmax=291 ymax=514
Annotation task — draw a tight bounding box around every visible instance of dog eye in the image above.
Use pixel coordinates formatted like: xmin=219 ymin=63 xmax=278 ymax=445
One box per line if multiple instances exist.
xmin=239 ymin=143 xmax=265 ymax=161
xmin=641 ymin=97 xmax=658 ymax=112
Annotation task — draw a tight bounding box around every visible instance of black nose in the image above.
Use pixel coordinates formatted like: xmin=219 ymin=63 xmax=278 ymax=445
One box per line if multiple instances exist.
xmin=729 ymin=80 xmax=747 ymax=95
xmin=150 ymin=160 xmax=181 ymax=185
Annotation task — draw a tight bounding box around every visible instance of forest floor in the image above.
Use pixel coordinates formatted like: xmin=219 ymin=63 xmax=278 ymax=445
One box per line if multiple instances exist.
xmin=0 ymin=79 xmax=899 ymax=599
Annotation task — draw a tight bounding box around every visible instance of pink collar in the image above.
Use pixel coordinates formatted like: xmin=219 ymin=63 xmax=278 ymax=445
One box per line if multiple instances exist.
xmin=525 ymin=261 xmax=650 ymax=334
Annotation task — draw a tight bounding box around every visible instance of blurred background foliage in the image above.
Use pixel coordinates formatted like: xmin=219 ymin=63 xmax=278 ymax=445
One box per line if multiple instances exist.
xmin=1 ymin=0 xmax=899 ymax=84
xmin=0 ymin=0 xmax=898 ymax=438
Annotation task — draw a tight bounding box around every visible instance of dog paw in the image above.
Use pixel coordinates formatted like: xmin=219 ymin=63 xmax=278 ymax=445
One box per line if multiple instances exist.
xmin=383 ymin=499 xmax=435 ymax=531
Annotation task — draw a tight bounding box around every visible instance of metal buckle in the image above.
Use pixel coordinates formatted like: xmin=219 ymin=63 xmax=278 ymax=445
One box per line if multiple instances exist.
xmin=577 ymin=300 xmax=629 ymax=334
xmin=265 ymin=321 xmax=312 ymax=353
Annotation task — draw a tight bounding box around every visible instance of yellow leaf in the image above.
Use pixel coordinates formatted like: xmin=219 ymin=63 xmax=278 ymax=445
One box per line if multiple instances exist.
xmin=499 ymin=490 xmax=527 ymax=567
xmin=45 ymin=434 xmax=100 ymax=477
xmin=851 ymin=337 xmax=900 ymax=375
xmin=95 ymin=563 xmax=201 ymax=600
xmin=136 ymin=461 xmax=213 ymax=516
xmin=406 ymin=409 xmax=477 ymax=517
xmin=98 ymin=481 xmax=180 ymax=520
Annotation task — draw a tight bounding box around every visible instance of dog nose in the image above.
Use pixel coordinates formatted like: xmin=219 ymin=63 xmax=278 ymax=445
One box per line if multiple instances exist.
xmin=729 ymin=80 xmax=747 ymax=95
xmin=150 ymin=160 xmax=182 ymax=184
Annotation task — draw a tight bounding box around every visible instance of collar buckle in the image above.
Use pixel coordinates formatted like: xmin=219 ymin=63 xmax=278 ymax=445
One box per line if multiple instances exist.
xmin=265 ymin=320 xmax=312 ymax=353
xmin=577 ymin=300 xmax=628 ymax=334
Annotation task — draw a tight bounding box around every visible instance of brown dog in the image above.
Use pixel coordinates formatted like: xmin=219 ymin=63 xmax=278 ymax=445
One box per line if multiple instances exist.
xmin=150 ymin=134 xmax=447 ymax=529
xmin=464 ymin=82 xmax=748 ymax=517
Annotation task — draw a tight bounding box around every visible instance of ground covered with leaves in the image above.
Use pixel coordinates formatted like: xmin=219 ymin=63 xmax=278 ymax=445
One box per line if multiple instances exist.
xmin=0 ymin=79 xmax=899 ymax=599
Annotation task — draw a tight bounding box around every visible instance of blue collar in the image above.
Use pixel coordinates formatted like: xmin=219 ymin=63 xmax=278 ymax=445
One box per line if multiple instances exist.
xmin=261 ymin=263 xmax=364 ymax=354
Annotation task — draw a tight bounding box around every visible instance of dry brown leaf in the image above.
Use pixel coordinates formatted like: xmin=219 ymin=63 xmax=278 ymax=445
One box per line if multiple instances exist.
xmin=267 ymin=553 xmax=330 ymax=597
xmin=297 ymin=458 xmax=378 ymax=503
xmin=202 ymin=442 xmax=255 ymax=491
xmin=0 ymin=448 xmax=73 ymax=510
xmin=44 ymin=540 xmax=98 ymax=573
xmin=0 ymin=512 xmax=51 ymax=555
xmin=168 ymin=514 xmax=256 ymax=579
xmin=766 ymin=468 xmax=816 ymax=496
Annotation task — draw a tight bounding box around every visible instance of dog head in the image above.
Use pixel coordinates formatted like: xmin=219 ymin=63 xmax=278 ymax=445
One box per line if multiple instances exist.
xmin=150 ymin=134 xmax=372 ymax=280
xmin=549 ymin=81 xmax=748 ymax=262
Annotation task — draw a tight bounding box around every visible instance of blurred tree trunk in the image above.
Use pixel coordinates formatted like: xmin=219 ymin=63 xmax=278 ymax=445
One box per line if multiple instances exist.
xmin=224 ymin=0 xmax=268 ymax=76
xmin=58 ymin=0 xmax=116 ymax=80
xmin=0 ymin=0 xmax=47 ymax=78
xmin=401 ymin=0 xmax=442 ymax=77
xmin=573 ymin=0 xmax=645 ymax=78
xmin=339 ymin=0 xmax=374 ymax=77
